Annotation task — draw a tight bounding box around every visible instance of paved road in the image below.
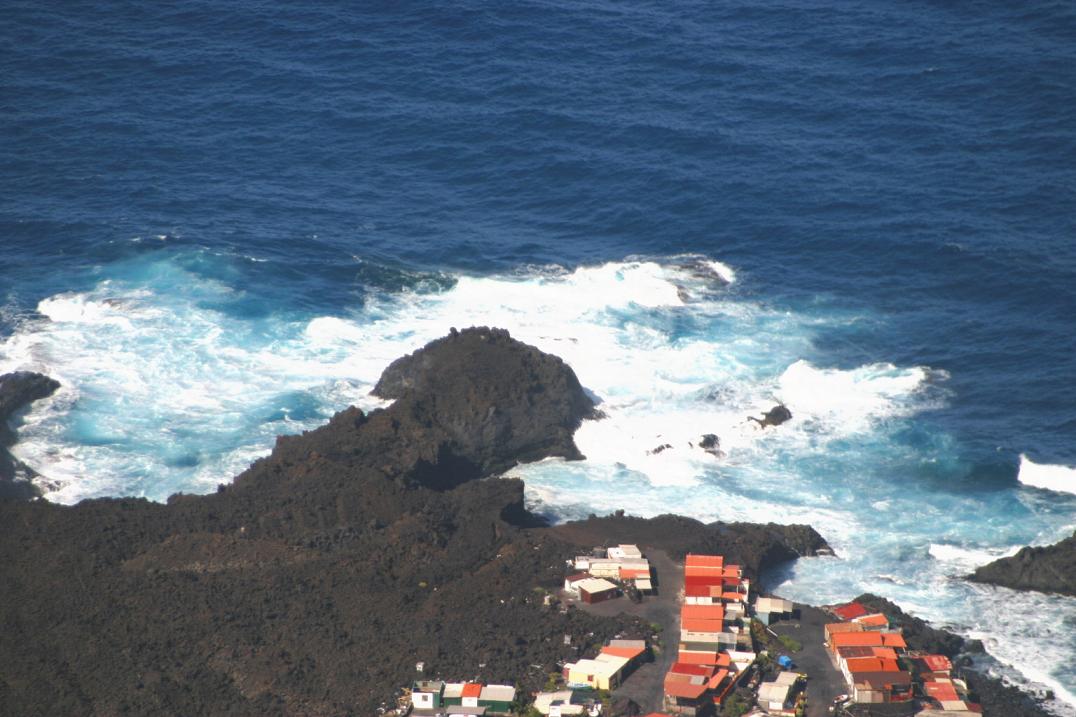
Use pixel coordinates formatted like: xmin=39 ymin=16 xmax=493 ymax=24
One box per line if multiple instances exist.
xmin=766 ymin=603 xmax=847 ymax=717
xmin=569 ymin=549 xmax=683 ymax=714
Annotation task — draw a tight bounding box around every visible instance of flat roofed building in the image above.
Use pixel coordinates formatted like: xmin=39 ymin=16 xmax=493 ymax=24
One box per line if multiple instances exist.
xmin=853 ymin=613 xmax=889 ymax=630
xmin=586 ymin=558 xmax=621 ymax=578
xmin=758 ymin=680 xmax=794 ymax=713
xmin=564 ymin=657 xmax=624 ymax=690
xmin=461 ymin=683 xmax=483 ymax=707
xmin=608 ymin=544 xmax=643 ymax=560
xmin=917 ymin=654 xmax=953 ymax=674
xmin=924 ymin=681 xmax=960 ymax=702
xmin=601 ymin=643 xmax=646 ymax=662
xmin=563 ymin=573 xmax=592 ymax=593
xmin=575 ymin=577 xmax=619 ymax=604
xmin=682 ymin=604 xmax=725 ymax=621
xmin=755 ymin=595 xmax=793 ymax=624
xmin=826 ymin=621 xmax=865 ymax=641
xmin=681 ymin=616 xmax=725 ymax=633
xmin=832 ymin=602 xmax=870 ymax=621
xmin=685 ymin=554 xmax=724 ymax=568
xmin=477 ymin=685 xmax=516 ymax=713
xmin=830 ymin=631 xmax=907 ymax=651
xmin=412 ymin=680 xmax=446 ymax=709
xmin=850 ymin=671 xmax=913 ymax=704
xmin=413 ymin=707 xmax=487 ymax=717
xmin=663 ymin=663 xmax=715 ymax=716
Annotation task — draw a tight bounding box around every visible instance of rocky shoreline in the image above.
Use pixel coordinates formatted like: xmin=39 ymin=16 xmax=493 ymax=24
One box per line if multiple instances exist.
xmin=851 ymin=594 xmax=1057 ymax=717
xmin=0 ymin=329 xmax=826 ymax=716
xmin=969 ymin=532 xmax=1076 ymax=598
xmin=0 ymin=370 xmax=60 ymax=499
xmin=0 ymin=329 xmax=1066 ymax=716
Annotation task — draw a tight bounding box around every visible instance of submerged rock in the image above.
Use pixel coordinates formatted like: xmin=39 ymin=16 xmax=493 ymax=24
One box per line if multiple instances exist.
xmin=699 ymin=433 xmax=723 ymax=457
xmin=748 ymin=404 xmax=792 ymax=428
xmin=968 ymin=532 xmax=1076 ymax=597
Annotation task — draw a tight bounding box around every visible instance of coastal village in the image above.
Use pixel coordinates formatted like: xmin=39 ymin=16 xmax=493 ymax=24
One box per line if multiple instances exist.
xmin=389 ymin=544 xmax=985 ymax=717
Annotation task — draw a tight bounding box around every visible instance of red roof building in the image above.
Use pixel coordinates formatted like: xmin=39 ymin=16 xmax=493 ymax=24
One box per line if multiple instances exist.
xmin=681 ymin=617 xmax=725 ymax=633
xmin=682 ymin=604 xmax=725 ymax=621
xmin=845 ymin=657 xmax=902 ymax=674
xmin=919 ymin=654 xmax=953 ymax=674
xmin=832 ymin=602 xmax=870 ymax=621
xmin=461 ymin=683 xmax=482 ymax=698
xmin=685 ymin=554 xmax=724 ymax=568
xmin=830 ymin=631 xmax=907 ymax=651
xmin=678 ymin=649 xmax=724 ymax=666
xmin=853 ymin=613 xmax=889 ymax=629
xmin=924 ymin=681 xmax=960 ymax=702
xmin=601 ymin=645 xmax=646 ymax=661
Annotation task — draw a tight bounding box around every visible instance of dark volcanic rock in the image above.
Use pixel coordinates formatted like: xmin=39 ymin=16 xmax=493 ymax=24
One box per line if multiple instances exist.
xmin=853 ymin=593 xmax=977 ymax=657
xmin=551 ymin=514 xmax=830 ymax=581
xmin=0 ymin=371 xmax=60 ymax=498
xmin=0 ymin=331 xmax=827 ymax=716
xmin=372 ymin=326 xmax=596 ymax=480
xmin=748 ymin=404 xmax=792 ymax=428
xmin=969 ymin=532 xmax=1076 ymax=597
xmin=0 ymin=330 xmax=621 ymax=716
xmin=699 ymin=433 xmax=722 ymax=456
xmin=963 ymin=669 xmax=1056 ymax=717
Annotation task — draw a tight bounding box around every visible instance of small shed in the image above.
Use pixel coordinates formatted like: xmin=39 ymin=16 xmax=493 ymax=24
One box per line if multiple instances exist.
xmin=754 ymin=596 xmax=794 ymax=625
xmin=608 ymin=544 xmax=643 ymax=560
xmin=564 ymin=573 xmax=592 ymax=593
xmin=577 ymin=577 xmax=619 ymax=604
xmin=478 ymin=684 xmax=516 ymax=713
xmin=412 ymin=680 xmax=446 ymax=709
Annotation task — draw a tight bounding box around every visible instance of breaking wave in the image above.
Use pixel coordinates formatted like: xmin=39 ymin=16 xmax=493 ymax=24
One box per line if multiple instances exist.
xmin=1019 ymin=454 xmax=1076 ymax=496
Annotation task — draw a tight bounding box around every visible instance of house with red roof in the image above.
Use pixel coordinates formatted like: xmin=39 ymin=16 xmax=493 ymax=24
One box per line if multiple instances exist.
xmin=852 ymin=612 xmax=889 ymax=630
xmin=832 ymin=601 xmax=870 ymax=621
xmin=662 ymin=554 xmax=755 ymax=714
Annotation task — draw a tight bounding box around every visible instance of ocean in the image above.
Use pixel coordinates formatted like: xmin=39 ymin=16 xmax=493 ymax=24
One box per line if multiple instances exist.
xmin=3 ymin=0 xmax=1075 ymax=709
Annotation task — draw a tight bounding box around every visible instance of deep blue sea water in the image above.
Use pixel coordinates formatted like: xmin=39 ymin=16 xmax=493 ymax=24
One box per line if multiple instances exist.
xmin=3 ymin=0 xmax=1075 ymax=708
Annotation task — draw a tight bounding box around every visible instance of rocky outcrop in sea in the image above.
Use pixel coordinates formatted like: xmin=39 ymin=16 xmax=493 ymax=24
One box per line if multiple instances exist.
xmin=969 ymin=532 xmax=1076 ymax=598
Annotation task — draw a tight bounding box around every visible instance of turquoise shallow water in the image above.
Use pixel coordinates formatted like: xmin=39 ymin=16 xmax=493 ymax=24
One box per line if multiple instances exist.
xmin=2 ymin=0 xmax=1075 ymax=707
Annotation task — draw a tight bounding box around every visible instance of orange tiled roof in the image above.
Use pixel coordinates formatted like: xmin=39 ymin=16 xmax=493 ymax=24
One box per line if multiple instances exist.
xmin=681 ymin=617 xmax=725 ymax=633
xmin=601 ymin=645 xmax=645 ymax=660
xmin=685 ymin=554 xmax=724 ymax=568
xmin=831 ymin=631 xmax=905 ymax=649
xmin=832 ymin=602 xmax=869 ymax=620
xmin=845 ymin=657 xmax=902 ymax=674
xmin=854 ymin=613 xmax=889 ymax=628
xmin=826 ymin=622 xmax=865 ymax=635
xmin=924 ymin=681 xmax=960 ymax=702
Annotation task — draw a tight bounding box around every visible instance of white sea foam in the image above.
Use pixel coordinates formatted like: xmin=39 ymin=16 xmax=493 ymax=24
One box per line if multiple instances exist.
xmin=1018 ymin=454 xmax=1076 ymax=496
xmin=928 ymin=542 xmax=1021 ymax=570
